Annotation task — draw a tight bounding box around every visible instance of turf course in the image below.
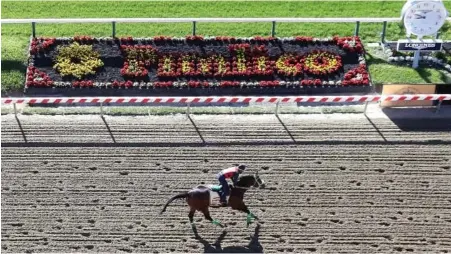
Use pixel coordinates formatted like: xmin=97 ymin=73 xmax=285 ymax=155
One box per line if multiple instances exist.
xmin=2 ymin=1 xmax=451 ymax=93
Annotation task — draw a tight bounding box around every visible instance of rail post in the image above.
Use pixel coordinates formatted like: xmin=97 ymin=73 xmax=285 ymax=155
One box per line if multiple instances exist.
xmin=13 ymin=103 xmax=18 ymax=117
xmin=100 ymin=102 xmax=104 ymax=116
xmin=275 ymin=99 xmax=280 ymax=116
xmin=381 ymin=21 xmax=387 ymax=44
xmin=363 ymin=101 xmax=369 ymax=115
xmin=354 ymin=21 xmax=360 ymax=36
xmin=271 ymin=21 xmax=276 ymax=37
xmin=112 ymin=21 xmax=116 ymax=38
xmin=435 ymin=99 xmax=443 ymax=114
xmin=192 ymin=21 xmax=197 ymax=36
xmin=186 ymin=102 xmax=191 ymax=117
xmin=31 ymin=22 xmax=36 ymax=38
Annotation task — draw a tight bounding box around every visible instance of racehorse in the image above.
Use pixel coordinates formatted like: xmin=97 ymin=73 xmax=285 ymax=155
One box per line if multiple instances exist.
xmin=160 ymin=170 xmax=265 ymax=230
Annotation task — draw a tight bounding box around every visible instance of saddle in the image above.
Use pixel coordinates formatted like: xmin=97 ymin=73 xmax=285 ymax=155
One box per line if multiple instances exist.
xmin=209 ymin=185 xmax=222 ymax=192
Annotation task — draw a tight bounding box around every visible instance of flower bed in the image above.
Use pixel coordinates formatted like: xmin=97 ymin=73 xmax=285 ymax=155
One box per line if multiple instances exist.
xmin=25 ymin=35 xmax=372 ymax=96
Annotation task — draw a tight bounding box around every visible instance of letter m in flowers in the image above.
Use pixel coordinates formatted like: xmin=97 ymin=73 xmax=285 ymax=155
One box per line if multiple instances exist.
xmin=178 ymin=54 xmax=199 ymax=77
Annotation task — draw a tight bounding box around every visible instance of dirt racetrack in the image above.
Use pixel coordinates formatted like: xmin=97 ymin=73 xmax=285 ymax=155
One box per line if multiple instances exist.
xmin=2 ymin=109 xmax=451 ymax=253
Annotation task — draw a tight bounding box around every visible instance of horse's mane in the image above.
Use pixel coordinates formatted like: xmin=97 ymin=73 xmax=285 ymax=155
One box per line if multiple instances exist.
xmin=237 ymin=175 xmax=254 ymax=186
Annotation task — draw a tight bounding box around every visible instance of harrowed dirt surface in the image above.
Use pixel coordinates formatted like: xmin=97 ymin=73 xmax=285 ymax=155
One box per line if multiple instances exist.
xmin=2 ymin=110 xmax=451 ymax=253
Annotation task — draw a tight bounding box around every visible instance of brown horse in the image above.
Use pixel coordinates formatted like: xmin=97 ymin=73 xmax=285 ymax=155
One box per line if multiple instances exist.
xmin=160 ymin=171 xmax=265 ymax=230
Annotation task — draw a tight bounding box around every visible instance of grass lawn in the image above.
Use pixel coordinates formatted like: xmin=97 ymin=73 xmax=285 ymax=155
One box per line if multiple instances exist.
xmin=2 ymin=1 xmax=451 ymax=93
xmin=365 ymin=47 xmax=451 ymax=85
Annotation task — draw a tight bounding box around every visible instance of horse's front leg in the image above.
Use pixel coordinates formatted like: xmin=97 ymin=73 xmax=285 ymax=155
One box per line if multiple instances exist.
xmin=232 ymin=203 xmax=258 ymax=227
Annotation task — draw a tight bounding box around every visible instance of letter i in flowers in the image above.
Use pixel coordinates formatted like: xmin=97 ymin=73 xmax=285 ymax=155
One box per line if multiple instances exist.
xmin=229 ymin=44 xmax=251 ymax=76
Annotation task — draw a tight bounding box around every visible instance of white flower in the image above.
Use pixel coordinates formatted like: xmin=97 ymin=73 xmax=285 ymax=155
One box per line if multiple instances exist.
xmin=336 ymin=80 xmax=342 ymax=85
xmin=445 ymin=64 xmax=451 ymax=69
xmin=133 ymin=82 xmax=139 ymax=87
xmin=105 ymin=82 xmax=112 ymax=87
xmin=293 ymin=81 xmax=300 ymax=85
xmin=329 ymin=81 xmax=335 ymax=85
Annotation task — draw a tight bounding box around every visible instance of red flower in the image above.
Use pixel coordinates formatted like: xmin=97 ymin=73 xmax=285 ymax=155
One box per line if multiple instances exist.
xmin=125 ymin=81 xmax=133 ymax=88
xmin=25 ymin=66 xmax=54 ymax=88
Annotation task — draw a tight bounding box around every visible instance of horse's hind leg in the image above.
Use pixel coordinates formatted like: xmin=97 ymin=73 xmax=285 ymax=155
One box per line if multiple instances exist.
xmin=201 ymin=209 xmax=224 ymax=228
xmin=188 ymin=208 xmax=196 ymax=230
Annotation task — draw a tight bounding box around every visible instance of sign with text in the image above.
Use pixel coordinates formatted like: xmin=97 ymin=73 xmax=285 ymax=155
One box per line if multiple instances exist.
xmin=397 ymin=39 xmax=443 ymax=51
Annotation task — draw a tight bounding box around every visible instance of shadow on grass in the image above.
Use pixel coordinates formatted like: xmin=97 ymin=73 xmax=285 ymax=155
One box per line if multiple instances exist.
xmin=364 ymin=52 xmax=387 ymax=65
xmin=1 ymin=60 xmax=26 ymax=72
xmin=193 ymin=224 xmax=263 ymax=253
xmin=415 ymin=68 xmax=434 ymax=84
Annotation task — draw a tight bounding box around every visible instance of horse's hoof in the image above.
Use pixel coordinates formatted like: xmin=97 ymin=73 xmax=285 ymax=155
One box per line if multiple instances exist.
xmin=212 ymin=220 xmax=224 ymax=228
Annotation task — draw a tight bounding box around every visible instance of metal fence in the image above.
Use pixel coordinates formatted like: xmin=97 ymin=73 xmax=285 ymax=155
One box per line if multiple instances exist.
xmin=2 ymin=17 xmax=451 ymax=43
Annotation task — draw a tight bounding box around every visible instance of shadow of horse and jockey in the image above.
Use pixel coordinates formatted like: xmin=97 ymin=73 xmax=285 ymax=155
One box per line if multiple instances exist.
xmin=160 ymin=169 xmax=266 ymax=229
xmin=193 ymin=224 xmax=263 ymax=253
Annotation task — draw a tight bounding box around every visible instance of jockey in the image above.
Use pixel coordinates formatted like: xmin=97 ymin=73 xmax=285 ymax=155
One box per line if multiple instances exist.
xmin=217 ymin=164 xmax=246 ymax=206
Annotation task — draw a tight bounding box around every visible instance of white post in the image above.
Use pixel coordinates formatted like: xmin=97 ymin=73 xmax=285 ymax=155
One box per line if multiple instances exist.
xmin=412 ymin=49 xmax=421 ymax=69
xmin=275 ymin=99 xmax=280 ymax=116
xmin=186 ymin=103 xmax=191 ymax=118
xmin=363 ymin=101 xmax=369 ymax=115
xmin=100 ymin=102 xmax=104 ymax=117
xmin=436 ymin=100 xmax=443 ymax=114
xmin=13 ymin=103 xmax=18 ymax=117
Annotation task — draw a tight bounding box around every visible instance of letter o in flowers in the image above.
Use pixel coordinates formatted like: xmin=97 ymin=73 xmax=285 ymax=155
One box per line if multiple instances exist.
xmin=300 ymin=51 xmax=342 ymax=76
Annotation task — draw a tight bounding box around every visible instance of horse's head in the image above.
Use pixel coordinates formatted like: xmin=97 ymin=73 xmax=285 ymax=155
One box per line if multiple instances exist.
xmin=236 ymin=170 xmax=265 ymax=189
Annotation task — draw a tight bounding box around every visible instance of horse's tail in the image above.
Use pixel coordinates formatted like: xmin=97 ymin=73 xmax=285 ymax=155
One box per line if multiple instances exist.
xmin=160 ymin=192 xmax=189 ymax=215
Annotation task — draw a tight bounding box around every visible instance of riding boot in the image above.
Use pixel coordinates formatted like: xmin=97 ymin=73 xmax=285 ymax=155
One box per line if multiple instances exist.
xmin=219 ymin=195 xmax=227 ymax=206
